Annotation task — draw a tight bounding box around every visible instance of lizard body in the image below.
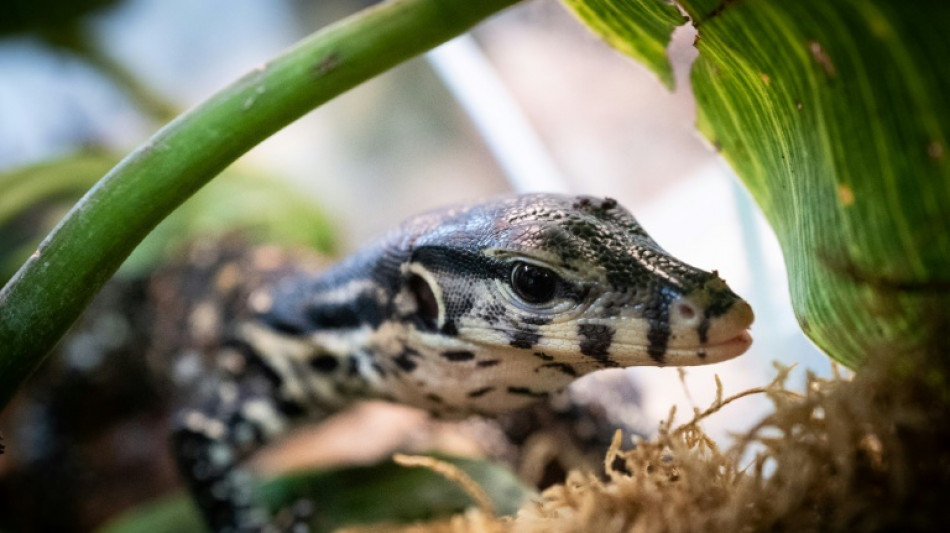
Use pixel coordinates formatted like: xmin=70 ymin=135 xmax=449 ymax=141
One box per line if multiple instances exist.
xmin=172 ymin=194 xmax=754 ymax=532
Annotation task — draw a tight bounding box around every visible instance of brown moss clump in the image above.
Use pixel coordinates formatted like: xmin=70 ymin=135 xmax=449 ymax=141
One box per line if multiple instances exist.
xmin=376 ymin=346 xmax=950 ymax=533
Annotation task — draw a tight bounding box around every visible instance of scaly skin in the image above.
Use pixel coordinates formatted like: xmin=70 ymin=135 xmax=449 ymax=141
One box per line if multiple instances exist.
xmin=172 ymin=194 xmax=754 ymax=532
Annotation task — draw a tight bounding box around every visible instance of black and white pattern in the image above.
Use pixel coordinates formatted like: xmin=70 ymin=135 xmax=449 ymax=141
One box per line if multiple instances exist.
xmin=173 ymin=193 xmax=754 ymax=532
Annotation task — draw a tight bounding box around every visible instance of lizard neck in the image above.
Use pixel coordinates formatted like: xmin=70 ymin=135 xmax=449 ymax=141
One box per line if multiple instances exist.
xmin=235 ymin=236 xmax=413 ymax=412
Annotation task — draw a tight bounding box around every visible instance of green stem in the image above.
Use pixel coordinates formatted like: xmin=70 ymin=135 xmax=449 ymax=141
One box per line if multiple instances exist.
xmin=0 ymin=0 xmax=521 ymax=408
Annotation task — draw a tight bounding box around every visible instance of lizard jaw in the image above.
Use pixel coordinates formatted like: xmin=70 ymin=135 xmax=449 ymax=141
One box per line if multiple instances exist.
xmin=662 ymin=329 xmax=753 ymax=366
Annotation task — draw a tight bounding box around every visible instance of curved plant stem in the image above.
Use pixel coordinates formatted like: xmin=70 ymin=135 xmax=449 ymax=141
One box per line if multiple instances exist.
xmin=0 ymin=0 xmax=521 ymax=408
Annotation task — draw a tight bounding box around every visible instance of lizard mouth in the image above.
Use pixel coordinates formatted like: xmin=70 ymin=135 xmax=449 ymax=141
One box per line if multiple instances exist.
xmin=705 ymin=329 xmax=753 ymax=359
xmin=662 ymin=328 xmax=753 ymax=364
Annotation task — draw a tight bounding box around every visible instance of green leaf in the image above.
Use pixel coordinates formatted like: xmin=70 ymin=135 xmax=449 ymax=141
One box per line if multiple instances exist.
xmin=567 ymin=0 xmax=950 ymax=368
xmin=686 ymin=1 xmax=950 ymax=367
xmin=97 ymin=456 xmax=533 ymax=533
xmin=561 ymin=0 xmax=686 ymax=89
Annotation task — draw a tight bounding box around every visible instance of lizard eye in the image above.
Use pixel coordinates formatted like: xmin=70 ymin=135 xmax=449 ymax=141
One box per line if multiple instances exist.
xmin=510 ymin=262 xmax=559 ymax=304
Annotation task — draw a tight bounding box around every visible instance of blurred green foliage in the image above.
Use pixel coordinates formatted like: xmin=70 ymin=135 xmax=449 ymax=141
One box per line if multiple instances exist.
xmin=0 ymin=151 xmax=336 ymax=284
xmin=98 ymin=455 xmax=532 ymax=533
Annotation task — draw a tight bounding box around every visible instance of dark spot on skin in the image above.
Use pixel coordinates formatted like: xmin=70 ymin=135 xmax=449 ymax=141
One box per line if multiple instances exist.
xmin=644 ymin=289 xmax=675 ymax=364
xmin=426 ymin=393 xmax=444 ymax=404
xmin=220 ymin=339 xmax=283 ymax=388
xmin=393 ymin=350 xmax=418 ymax=372
xmin=510 ymin=330 xmax=540 ymax=349
xmin=306 ymin=292 xmax=382 ymax=330
xmin=533 ymin=351 xmax=554 ymax=361
xmin=262 ymin=318 xmax=308 ymax=336
xmin=441 ymin=320 xmax=459 ymax=336
xmin=441 ymin=350 xmax=475 ymax=362
xmin=647 ymin=325 xmax=670 ymax=364
xmin=610 ymin=455 xmax=632 ymax=476
xmin=578 ymin=324 xmax=614 ymax=359
xmin=522 ymin=315 xmax=553 ymax=326
xmin=346 ymin=356 xmax=360 ymax=376
xmin=537 ymin=362 xmax=578 ymax=377
xmin=698 ymin=284 xmax=739 ymax=344
xmin=698 ymin=317 xmax=710 ymax=344
xmin=477 ymin=359 xmax=500 ymax=368
xmin=467 ymin=387 xmax=495 ymax=398
xmin=507 ymin=386 xmax=549 ymax=399
xmin=309 ymin=354 xmax=339 ymax=373
xmin=277 ymin=398 xmax=307 ymax=418
xmin=258 ymin=293 xmax=312 ymax=335
xmin=704 ymin=289 xmax=737 ymax=319
xmin=572 ymin=197 xmax=592 ymax=210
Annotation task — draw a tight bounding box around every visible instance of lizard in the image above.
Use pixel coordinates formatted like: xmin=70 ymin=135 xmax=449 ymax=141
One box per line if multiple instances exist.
xmin=171 ymin=193 xmax=754 ymax=532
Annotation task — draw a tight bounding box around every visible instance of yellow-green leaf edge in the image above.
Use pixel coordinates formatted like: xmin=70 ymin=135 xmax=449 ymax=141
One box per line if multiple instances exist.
xmin=561 ymin=0 xmax=686 ymax=89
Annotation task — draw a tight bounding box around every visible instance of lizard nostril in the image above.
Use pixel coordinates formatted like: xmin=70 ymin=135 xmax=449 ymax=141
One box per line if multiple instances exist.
xmin=671 ymin=298 xmax=704 ymax=327
xmin=677 ymin=303 xmax=696 ymax=320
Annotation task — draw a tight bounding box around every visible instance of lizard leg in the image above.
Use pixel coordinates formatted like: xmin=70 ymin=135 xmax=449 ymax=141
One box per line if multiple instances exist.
xmin=171 ymin=342 xmax=308 ymax=533
xmin=499 ymin=372 xmax=647 ymax=487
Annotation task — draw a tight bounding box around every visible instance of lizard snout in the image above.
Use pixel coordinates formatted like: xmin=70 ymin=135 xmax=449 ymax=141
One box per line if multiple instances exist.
xmin=665 ymin=279 xmax=755 ymax=364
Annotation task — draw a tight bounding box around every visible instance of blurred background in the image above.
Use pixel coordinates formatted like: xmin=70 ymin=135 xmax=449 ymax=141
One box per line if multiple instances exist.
xmin=0 ymin=0 xmax=830 ymax=530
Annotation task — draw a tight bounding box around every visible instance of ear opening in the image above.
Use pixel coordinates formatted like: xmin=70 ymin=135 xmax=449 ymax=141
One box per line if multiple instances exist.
xmin=408 ymin=272 xmax=439 ymax=330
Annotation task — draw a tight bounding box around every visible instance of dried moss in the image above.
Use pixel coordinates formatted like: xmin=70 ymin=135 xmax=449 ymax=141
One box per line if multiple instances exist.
xmin=379 ymin=346 xmax=950 ymax=533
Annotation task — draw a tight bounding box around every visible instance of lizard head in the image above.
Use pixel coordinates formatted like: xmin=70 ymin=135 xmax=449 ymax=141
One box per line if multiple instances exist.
xmin=396 ymin=193 xmax=754 ymax=414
